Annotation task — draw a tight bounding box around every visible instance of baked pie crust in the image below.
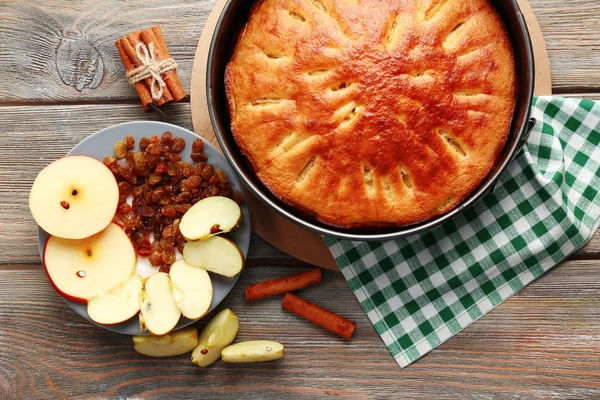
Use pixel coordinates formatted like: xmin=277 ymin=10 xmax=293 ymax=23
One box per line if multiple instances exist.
xmin=225 ymin=0 xmax=516 ymax=228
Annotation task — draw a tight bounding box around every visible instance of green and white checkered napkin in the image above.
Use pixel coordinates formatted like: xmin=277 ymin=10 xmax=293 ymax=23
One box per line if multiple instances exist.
xmin=324 ymin=97 xmax=600 ymax=367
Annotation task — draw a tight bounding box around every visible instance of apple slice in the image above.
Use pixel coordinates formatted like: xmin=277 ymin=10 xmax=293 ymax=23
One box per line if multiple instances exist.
xmin=87 ymin=275 xmax=143 ymax=325
xmin=179 ymin=196 xmax=241 ymax=241
xmin=221 ymin=340 xmax=284 ymax=363
xmin=183 ymin=236 xmax=245 ymax=278
xmin=29 ymin=155 xmax=119 ymax=239
xmin=169 ymin=260 xmax=213 ymax=320
xmin=43 ymin=223 xmax=136 ymax=303
xmin=191 ymin=308 xmax=239 ymax=367
xmin=133 ymin=327 xmax=199 ymax=357
xmin=140 ymin=272 xmax=181 ymax=336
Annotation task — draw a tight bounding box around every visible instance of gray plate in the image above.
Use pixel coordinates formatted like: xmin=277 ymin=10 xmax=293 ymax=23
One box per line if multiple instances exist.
xmin=36 ymin=121 xmax=251 ymax=335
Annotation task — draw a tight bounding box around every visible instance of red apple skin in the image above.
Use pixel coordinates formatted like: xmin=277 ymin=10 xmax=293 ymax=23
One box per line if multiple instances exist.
xmin=42 ymin=223 xmax=138 ymax=304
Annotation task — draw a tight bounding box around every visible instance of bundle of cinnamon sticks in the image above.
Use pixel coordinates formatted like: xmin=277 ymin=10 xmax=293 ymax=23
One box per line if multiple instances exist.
xmin=115 ymin=26 xmax=186 ymax=111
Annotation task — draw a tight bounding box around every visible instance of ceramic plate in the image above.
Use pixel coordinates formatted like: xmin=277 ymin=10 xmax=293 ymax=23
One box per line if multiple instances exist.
xmin=36 ymin=121 xmax=251 ymax=335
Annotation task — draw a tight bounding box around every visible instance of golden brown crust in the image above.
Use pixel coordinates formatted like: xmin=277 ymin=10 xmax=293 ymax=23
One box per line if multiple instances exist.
xmin=225 ymin=0 xmax=516 ymax=228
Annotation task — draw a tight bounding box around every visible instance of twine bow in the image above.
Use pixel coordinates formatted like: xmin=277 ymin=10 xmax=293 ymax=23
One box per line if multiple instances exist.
xmin=126 ymin=42 xmax=178 ymax=101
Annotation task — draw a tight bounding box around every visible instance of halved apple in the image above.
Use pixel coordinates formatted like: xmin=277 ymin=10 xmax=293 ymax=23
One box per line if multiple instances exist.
xmin=133 ymin=327 xmax=199 ymax=357
xmin=191 ymin=308 xmax=239 ymax=367
xmin=43 ymin=223 xmax=136 ymax=303
xmin=29 ymin=155 xmax=119 ymax=239
xmin=221 ymin=340 xmax=284 ymax=363
xmin=183 ymin=236 xmax=245 ymax=278
xmin=169 ymin=260 xmax=213 ymax=320
xmin=140 ymin=272 xmax=181 ymax=336
xmin=87 ymin=275 xmax=143 ymax=325
xmin=179 ymin=196 xmax=241 ymax=241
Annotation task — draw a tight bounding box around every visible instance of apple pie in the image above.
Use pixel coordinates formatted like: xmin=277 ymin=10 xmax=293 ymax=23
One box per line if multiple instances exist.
xmin=225 ymin=0 xmax=516 ymax=228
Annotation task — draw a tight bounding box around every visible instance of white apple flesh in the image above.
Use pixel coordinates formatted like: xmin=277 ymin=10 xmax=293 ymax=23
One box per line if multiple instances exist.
xmin=87 ymin=275 xmax=143 ymax=325
xmin=43 ymin=223 xmax=137 ymax=303
xmin=140 ymin=272 xmax=181 ymax=336
xmin=169 ymin=260 xmax=213 ymax=320
xmin=183 ymin=236 xmax=245 ymax=278
xmin=29 ymin=155 xmax=119 ymax=239
xmin=221 ymin=340 xmax=284 ymax=363
xmin=179 ymin=196 xmax=242 ymax=241
xmin=133 ymin=327 xmax=199 ymax=357
xmin=191 ymin=308 xmax=239 ymax=367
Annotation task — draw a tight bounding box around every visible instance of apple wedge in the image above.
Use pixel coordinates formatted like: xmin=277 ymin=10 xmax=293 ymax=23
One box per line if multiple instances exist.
xmin=221 ymin=340 xmax=284 ymax=363
xmin=140 ymin=272 xmax=181 ymax=336
xmin=169 ymin=260 xmax=213 ymax=320
xmin=133 ymin=327 xmax=199 ymax=357
xmin=29 ymin=155 xmax=119 ymax=239
xmin=183 ymin=236 xmax=245 ymax=278
xmin=191 ymin=308 xmax=239 ymax=367
xmin=87 ymin=275 xmax=143 ymax=325
xmin=179 ymin=196 xmax=241 ymax=241
xmin=43 ymin=223 xmax=137 ymax=303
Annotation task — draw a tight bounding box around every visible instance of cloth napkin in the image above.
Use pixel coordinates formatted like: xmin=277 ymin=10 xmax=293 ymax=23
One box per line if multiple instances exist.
xmin=324 ymin=97 xmax=600 ymax=367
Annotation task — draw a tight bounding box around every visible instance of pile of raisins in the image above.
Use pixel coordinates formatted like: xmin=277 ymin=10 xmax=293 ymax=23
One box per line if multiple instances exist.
xmin=103 ymin=132 xmax=244 ymax=273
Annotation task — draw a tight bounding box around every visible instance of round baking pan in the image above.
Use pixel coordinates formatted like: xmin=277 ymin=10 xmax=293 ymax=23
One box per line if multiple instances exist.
xmin=207 ymin=0 xmax=535 ymax=241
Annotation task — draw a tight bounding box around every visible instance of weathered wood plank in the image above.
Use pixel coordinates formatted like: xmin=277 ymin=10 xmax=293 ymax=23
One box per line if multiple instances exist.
xmin=1 ymin=261 xmax=599 ymax=399
xmin=0 ymin=0 xmax=599 ymax=104
xmin=0 ymin=103 xmax=293 ymax=264
xmin=0 ymin=103 xmax=598 ymax=265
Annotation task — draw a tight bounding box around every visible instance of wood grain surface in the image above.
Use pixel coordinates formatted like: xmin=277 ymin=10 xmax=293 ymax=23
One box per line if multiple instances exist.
xmin=1 ymin=262 xmax=600 ymax=399
xmin=1 ymin=0 xmax=600 ymax=398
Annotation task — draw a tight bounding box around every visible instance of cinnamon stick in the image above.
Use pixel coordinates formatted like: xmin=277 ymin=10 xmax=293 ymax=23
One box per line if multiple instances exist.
xmin=246 ymin=268 xmax=323 ymax=301
xmin=281 ymin=293 xmax=356 ymax=340
xmin=139 ymin=27 xmax=186 ymax=102
xmin=115 ymin=39 xmax=153 ymax=111
xmin=125 ymin=31 xmax=173 ymax=105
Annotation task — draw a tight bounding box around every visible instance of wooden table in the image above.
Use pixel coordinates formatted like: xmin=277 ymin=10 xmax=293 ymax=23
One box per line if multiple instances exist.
xmin=1 ymin=1 xmax=599 ymax=398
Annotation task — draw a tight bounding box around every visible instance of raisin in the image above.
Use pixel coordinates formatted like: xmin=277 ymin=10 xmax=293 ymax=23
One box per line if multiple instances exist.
xmin=215 ymin=168 xmax=228 ymax=183
xmin=193 ymin=163 xmax=206 ymax=175
xmin=149 ymin=251 xmax=163 ymax=266
xmin=125 ymin=150 xmax=135 ymax=164
xmin=201 ymin=165 xmax=214 ymax=181
xmin=170 ymin=137 xmax=185 ymax=153
xmin=162 ymin=225 xmax=175 ymax=239
xmin=159 ymin=196 xmax=171 ymax=206
xmin=118 ymin=195 xmax=127 ymax=205
xmin=148 ymin=174 xmax=161 ymax=185
xmin=114 ymin=141 xmax=127 ymax=158
xmin=118 ymin=181 xmax=133 ymax=196
xmin=124 ymin=226 xmax=137 ymax=236
xmin=124 ymin=135 xmax=135 ymax=149
xmin=132 ymin=186 xmax=144 ymax=198
xmin=161 ymin=131 xmax=174 ymax=145
xmin=176 ymin=242 xmax=185 ymax=254
xmin=217 ymin=181 xmax=231 ymax=190
xmin=192 ymin=139 xmax=204 ymax=152
xmin=159 ymin=265 xmax=171 ymax=274
xmin=118 ymin=203 xmax=132 ymax=214
xmin=209 ymin=175 xmax=219 ymax=185
xmin=179 ymin=179 xmax=188 ymax=192
xmin=137 ymin=248 xmax=152 ymax=257
xmin=204 ymin=185 xmax=219 ymax=197
xmin=146 ymin=144 xmax=162 ymax=156
xmin=155 ymin=162 xmax=168 ymax=175
xmin=162 ymin=205 xmax=177 ymax=217
xmin=233 ymin=190 xmax=245 ymax=205
xmin=221 ymin=188 xmax=233 ymax=198
xmin=191 ymin=152 xmax=208 ymax=163
xmin=174 ymin=192 xmax=190 ymax=203
xmin=150 ymin=135 xmax=159 ymax=144
xmin=140 ymin=217 xmax=154 ymax=232
xmin=123 ymin=211 xmax=142 ymax=227
xmin=175 ymin=203 xmax=192 ymax=214
xmin=185 ymin=175 xmax=201 ymax=190
xmin=103 ymin=156 xmax=118 ymax=167
xmin=140 ymin=137 xmax=150 ymax=150
xmin=162 ymin=248 xmax=176 ymax=265
xmin=139 ymin=206 xmax=155 ymax=218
